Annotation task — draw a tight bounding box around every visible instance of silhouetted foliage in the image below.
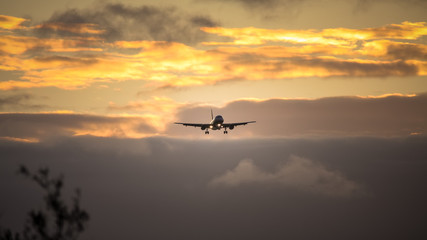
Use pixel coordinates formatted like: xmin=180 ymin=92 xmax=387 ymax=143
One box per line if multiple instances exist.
xmin=0 ymin=166 xmax=89 ymax=240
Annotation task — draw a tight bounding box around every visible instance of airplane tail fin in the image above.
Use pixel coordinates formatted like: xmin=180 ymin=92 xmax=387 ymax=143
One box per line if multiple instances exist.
xmin=211 ymin=108 xmax=213 ymax=120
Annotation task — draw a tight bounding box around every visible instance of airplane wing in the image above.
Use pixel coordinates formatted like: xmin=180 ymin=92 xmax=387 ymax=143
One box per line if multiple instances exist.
xmin=223 ymin=121 xmax=256 ymax=128
xmin=174 ymin=122 xmax=211 ymax=128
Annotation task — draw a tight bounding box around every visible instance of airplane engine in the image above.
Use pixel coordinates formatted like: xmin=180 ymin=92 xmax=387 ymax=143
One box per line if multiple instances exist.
xmin=229 ymin=125 xmax=234 ymax=130
xmin=201 ymin=126 xmax=206 ymax=130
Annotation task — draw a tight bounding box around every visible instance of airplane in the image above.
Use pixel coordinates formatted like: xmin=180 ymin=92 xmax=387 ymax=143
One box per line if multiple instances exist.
xmin=174 ymin=109 xmax=256 ymax=134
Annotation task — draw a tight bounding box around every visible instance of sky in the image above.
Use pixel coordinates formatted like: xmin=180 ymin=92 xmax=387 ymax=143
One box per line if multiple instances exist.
xmin=1 ymin=0 xmax=427 ymax=239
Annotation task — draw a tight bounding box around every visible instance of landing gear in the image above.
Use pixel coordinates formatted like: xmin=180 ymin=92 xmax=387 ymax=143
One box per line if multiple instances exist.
xmin=205 ymin=130 xmax=209 ymax=134
xmin=223 ymin=127 xmax=228 ymax=134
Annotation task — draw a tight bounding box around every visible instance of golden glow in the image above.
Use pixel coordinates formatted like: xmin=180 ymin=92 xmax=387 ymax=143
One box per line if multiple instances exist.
xmin=0 ymin=112 xmax=165 ymax=139
xmin=202 ymin=22 xmax=427 ymax=45
xmin=201 ymin=27 xmax=349 ymax=46
xmin=108 ymin=96 xmax=186 ymax=114
xmin=0 ymin=15 xmax=28 ymax=30
xmin=0 ymin=35 xmax=103 ymax=55
xmin=359 ymin=40 xmax=427 ymax=59
xmin=32 ymin=22 xmax=105 ymax=35
xmin=0 ymin=15 xmax=426 ymax=90
xmin=227 ymin=93 xmax=419 ymax=104
xmin=0 ymin=136 xmax=39 ymax=143
xmin=322 ymin=22 xmax=427 ymax=40
xmin=70 ymin=117 xmax=159 ymax=138
xmin=108 ymin=97 xmax=190 ymax=132
xmin=356 ymin=93 xmax=417 ymax=99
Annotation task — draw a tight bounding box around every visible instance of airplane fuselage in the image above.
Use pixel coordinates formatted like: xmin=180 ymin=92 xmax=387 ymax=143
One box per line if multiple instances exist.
xmin=209 ymin=115 xmax=224 ymax=130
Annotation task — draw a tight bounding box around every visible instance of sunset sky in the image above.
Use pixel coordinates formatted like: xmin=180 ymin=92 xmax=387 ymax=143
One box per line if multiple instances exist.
xmin=1 ymin=1 xmax=427 ymax=239
xmin=1 ymin=0 xmax=426 ymax=139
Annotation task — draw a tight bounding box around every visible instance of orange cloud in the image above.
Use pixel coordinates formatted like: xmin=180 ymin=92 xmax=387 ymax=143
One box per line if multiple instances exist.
xmin=201 ymin=27 xmax=349 ymax=46
xmin=0 ymin=15 xmax=28 ymax=30
xmin=1 ymin=40 xmax=424 ymax=90
xmin=323 ymin=22 xmax=427 ymax=40
xmin=33 ymin=22 xmax=105 ymax=35
xmin=360 ymin=40 xmax=427 ymax=60
xmin=0 ymin=16 xmax=426 ymax=90
xmin=108 ymin=97 xmax=191 ymax=132
xmin=0 ymin=136 xmax=39 ymax=143
xmin=108 ymin=96 xmax=186 ymax=113
xmin=355 ymin=93 xmax=417 ymax=99
xmin=0 ymin=113 xmax=163 ymax=140
xmin=202 ymin=22 xmax=427 ymax=46
xmin=218 ymin=55 xmax=421 ymax=80
xmin=0 ymin=35 xmax=104 ymax=55
xmin=70 ymin=116 xmax=160 ymax=138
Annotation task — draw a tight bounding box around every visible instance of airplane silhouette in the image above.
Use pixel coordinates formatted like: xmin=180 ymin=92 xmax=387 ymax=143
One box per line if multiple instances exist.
xmin=175 ymin=109 xmax=256 ymax=134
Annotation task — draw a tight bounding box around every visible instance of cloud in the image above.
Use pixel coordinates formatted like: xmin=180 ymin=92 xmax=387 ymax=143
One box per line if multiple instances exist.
xmin=170 ymin=93 xmax=427 ymax=137
xmin=36 ymin=3 xmax=218 ymax=44
xmin=360 ymin=40 xmax=427 ymax=60
xmin=0 ymin=15 xmax=28 ymax=30
xmin=231 ymin=0 xmax=285 ymax=9
xmin=1 ymin=135 xmax=426 ymax=239
xmin=0 ymin=4 xmax=220 ymax=89
xmin=0 ymin=113 xmax=161 ymax=141
xmin=202 ymin=21 xmax=427 ymax=45
xmin=221 ymin=54 xmax=420 ymax=79
xmin=0 ymin=19 xmax=425 ymax=90
xmin=0 ymin=38 xmax=223 ymax=90
xmin=1 ymin=94 xmax=426 ymax=140
xmin=108 ymin=97 xmax=188 ymax=114
xmin=33 ymin=22 xmax=105 ymax=35
xmin=0 ymin=93 xmax=45 ymax=110
xmin=354 ymin=0 xmax=427 ymax=12
xmin=201 ymin=0 xmax=427 ymax=20
xmin=0 ymin=35 xmax=103 ymax=56
xmin=200 ymin=0 xmax=308 ymax=19
xmin=210 ymin=156 xmax=362 ymax=196
xmin=107 ymin=97 xmax=191 ymax=131
xmin=385 ymin=42 xmax=427 ymax=60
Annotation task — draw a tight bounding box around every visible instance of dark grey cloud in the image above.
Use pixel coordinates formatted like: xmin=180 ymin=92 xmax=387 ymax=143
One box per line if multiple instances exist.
xmin=1 ymin=135 xmax=426 ymax=239
xmin=170 ymin=93 xmax=427 ymax=137
xmin=201 ymin=0 xmax=307 ymax=19
xmin=0 ymin=113 xmax=157 ymax=140
xmin=386 ymin=43 xmax=427 ymax=60
xmin=0 ymin=94 xmax=31 ymax=108
xmin=200 ymin=0 xmax=427 ymax=19
xmin=0 ymin=93 xmax=45 ymax=110
xmin=301 ymin=58 xmax=418 ymax=76
xmin=224 ymin=53 xmax=420 ymax=78
xmin=203 ymin=0 xmax=307 ymax=10
xmin=35 ymin=3 xmax=219 ymax=45
xmin=215 ymin=0 xmax=427 ymax=11
xmin=354 ymin=0 xmax=427 ymax=12
xmin=231 ymin=0 xmax=285 ymax=9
